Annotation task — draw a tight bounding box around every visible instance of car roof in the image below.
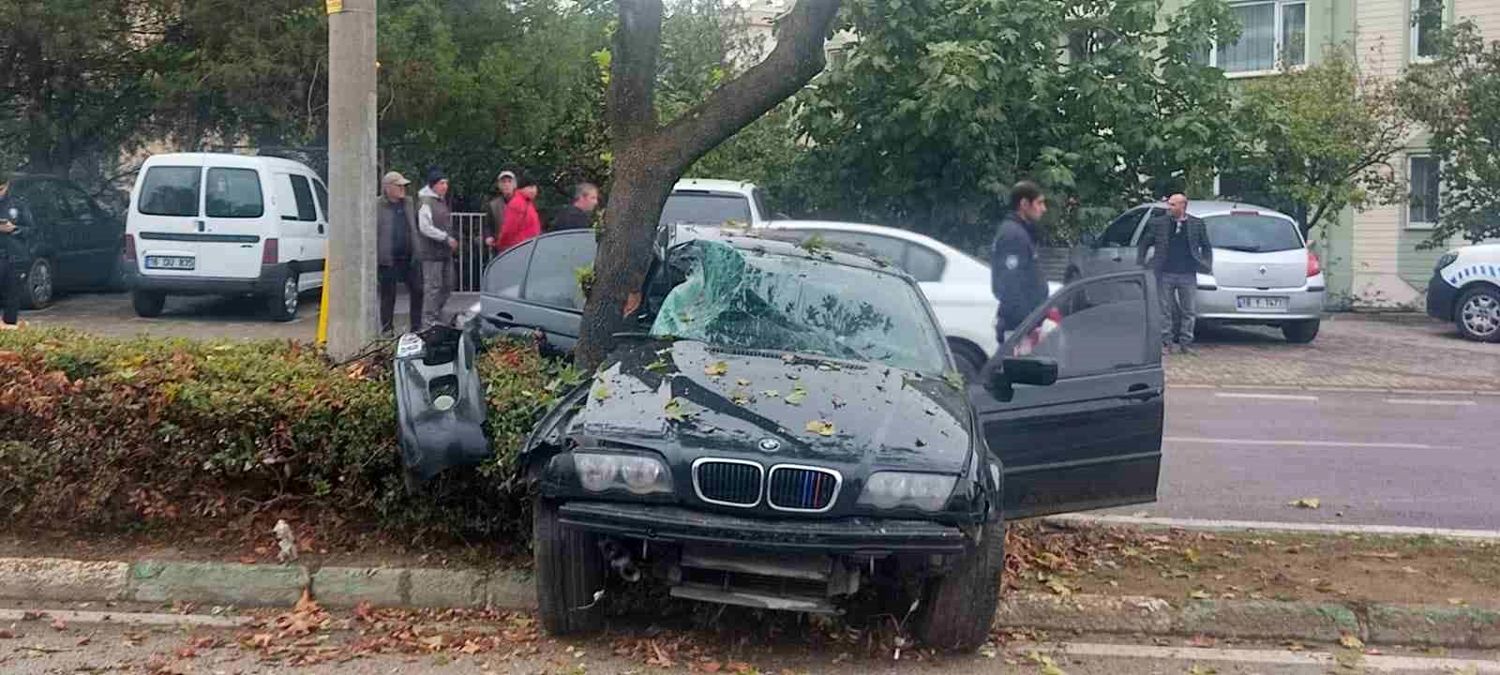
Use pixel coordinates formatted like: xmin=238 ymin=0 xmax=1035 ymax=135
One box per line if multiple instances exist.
xmin=672 ymin=178 xmax=757 ymax=195
xmin=1129 ymin=200 xmax=1297 ymax=220
xmin=672 ymin=225 xmax=914 ymax=278
xmin=142 ymin=152 xmax=318 ymax=173
xmin=762 ymin=219 xmax=970 ymax=255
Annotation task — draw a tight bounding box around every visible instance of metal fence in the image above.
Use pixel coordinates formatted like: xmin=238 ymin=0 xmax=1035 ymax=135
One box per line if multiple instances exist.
xmin=452 ymin=212 xmax=493 ymax=293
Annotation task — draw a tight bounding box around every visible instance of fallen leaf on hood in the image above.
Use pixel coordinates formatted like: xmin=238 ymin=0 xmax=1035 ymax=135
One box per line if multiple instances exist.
xmin=665 ymin=397 xmax=693 ymax=422
xmin=785 ymin=384 xmax=808 ymax=405
xmin=736 ymin=378 xmax=752 ymax=386
xmin=645 ymin=359 xmax=670 ymax=373
xmin=1288 ymin=497 xmax=1320 ymax=509
xmin=592 ymin=384 xmax=611 ymax=401
xmin=704 ymin=361 xmax=729 ymax=377
xmin=731 ymin=389 xmax=752 ymax=406
xmin=759 ymin=389 xmax=781 ymax=398
xmin=805 ymin=420 xmax=836 ymax=437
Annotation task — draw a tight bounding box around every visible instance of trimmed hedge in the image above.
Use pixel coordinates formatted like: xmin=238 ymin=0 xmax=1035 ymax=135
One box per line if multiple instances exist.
xmin=0 ymin=328 xmax=579 ymax=549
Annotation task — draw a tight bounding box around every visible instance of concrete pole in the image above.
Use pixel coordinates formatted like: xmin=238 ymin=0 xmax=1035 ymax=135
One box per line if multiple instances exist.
xmin=325 ymin=0 xmax=378 ymax=359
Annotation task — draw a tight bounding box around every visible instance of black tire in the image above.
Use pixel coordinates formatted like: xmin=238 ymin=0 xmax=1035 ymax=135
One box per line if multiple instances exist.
xmin=1455 ymin=286 xmax=1500 ymax=343
xmin=21 ymin=257 xmax=54 ymax=309
xmin=131 ymin=290 xmax=166 ymax=318
xmin=912 ymin=518 xmax=1005 ymax=651
xmin=1281 ymin=319 xmax=1320 ymax=344
xmin=534 ymin=497 xmax=605 ymax=636
xmin=949 ymin=340 xmax=987 ymax=384
xmin=266 ymin=270 xmax=300 ymax=322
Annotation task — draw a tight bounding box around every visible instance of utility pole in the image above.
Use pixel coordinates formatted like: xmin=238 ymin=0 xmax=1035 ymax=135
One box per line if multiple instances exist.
xmin=325 ymin=0 xmax=378 ymax=359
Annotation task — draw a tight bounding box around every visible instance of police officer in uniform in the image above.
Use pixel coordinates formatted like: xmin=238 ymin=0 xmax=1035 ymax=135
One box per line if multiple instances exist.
xmin=990 ymin=181 xmax=1050 ymax=343
xmin=0 ymin=169 xmax=29 ymax=329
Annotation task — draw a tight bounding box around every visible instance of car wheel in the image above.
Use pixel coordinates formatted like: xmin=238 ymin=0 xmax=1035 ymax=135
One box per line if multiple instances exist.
xmin=1456 ymin=286 xmax=1500 ymax=343
xmin=21 ymin=257 xmax=55 ymax=309
xmin=948 ymin=340 xmax=987 ymax=384
xmin=1282 ymin=319 xmax=1320 ymax=344
xmin=131 ymin=290 xmax=166 ymax=318
xmin=912 ymin=517 xmax=1004 ymax=651
xmin=534 ymin=496 xmax=606 ymax=635
xmin=267 ymin=271 xmax=299 ymax=322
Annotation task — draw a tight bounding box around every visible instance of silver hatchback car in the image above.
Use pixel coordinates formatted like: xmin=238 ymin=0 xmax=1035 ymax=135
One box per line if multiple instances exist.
xmin=1066 ymin=201 xmax=1325 ymax=343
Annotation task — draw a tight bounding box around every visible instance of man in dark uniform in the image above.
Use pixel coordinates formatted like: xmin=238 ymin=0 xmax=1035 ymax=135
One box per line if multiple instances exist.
xmin=1137 ymin=193 xmax=1213 ymax=354
xmin=0 ymin=169 xmax=30 ymax=329
xmin=991 ymin=181 xmax=1050 ymax=343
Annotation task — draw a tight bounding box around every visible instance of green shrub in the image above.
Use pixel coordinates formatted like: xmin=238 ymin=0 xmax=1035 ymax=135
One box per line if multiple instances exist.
xmin=0 ymin=328 xmax=574 ymax=549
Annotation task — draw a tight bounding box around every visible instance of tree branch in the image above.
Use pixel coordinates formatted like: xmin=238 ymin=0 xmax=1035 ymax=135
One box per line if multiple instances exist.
xmin=609 ymin=0 xmax=665 ymax=142
xmin=653 ymin=0 xmax=840 ymax=169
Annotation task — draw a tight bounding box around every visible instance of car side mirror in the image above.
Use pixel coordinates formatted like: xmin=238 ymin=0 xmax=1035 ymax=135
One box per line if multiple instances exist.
xmin=1002 ymin=356 xmax=1059 ymax=386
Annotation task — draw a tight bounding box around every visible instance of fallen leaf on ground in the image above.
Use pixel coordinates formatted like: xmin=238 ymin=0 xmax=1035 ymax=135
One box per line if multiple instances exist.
xmin=1188 ymin=590 xmax=1211 ymax=600
xmin=1188 ymin=665 xmax=1217 ymax=675
xmin=1338 ymin=633 xmax=1365 ymax=649
xmin=49 ymin=618 xmax=66 ymax=631
xmin=1288 ymin=497 xmax=1321 ymax=509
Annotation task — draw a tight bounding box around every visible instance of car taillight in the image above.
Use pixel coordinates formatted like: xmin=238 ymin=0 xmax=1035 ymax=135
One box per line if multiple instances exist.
xmin=262 ymin=238 xmax=279 ymax=265
xmin=1307 ymin=250 xmax=1322 ymax=278
xmin=122 ymin=234 xmax=136 ymax=260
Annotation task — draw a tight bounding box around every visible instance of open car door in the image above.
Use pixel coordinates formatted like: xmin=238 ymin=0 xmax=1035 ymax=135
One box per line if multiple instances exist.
xmin=968 ymin=270 xmax=1164 ymax=519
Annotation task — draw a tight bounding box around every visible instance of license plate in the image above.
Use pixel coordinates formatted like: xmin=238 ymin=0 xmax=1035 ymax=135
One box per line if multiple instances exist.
xmin=145 ymin=255 xmax=196 ymax=271
xmin=1237 ymin=296 xmax=1288 ymax=311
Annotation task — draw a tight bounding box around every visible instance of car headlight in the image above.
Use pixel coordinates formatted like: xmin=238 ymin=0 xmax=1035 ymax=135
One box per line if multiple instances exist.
xmin=1436 ymin=251 xmax=1459 ymax=272
xmin=857 ymin=472 xmax=957 ymax=512
xmin=574 ymin=453 xmax=673 ymax=495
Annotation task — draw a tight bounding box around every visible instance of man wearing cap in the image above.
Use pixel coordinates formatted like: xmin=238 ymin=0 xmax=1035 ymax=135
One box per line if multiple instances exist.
xmin=0 ymin=169 xmax=29 ymax=329
xmin=498 ymin=175 xmax=542 ymax=251
xmin=376 ymin=171 xmax=424 ymax=335
xmin=416 ymin=168 xmax=458 ymax=328
xmin=484 ymin=170 xmax=517 ymax=251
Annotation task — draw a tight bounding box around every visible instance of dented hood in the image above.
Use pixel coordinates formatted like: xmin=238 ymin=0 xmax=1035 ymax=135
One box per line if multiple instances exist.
xmin=570 ymin=339 xmax=974 ymax=473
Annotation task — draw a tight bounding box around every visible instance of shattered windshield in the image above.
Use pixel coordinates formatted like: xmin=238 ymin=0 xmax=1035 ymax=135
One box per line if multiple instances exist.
xmin=650 ymin=240 xmax=949 ymax=374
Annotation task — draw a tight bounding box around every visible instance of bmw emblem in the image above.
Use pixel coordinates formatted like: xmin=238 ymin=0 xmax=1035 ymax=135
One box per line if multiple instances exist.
xmin=758 ymin=438 xmax=782 ymax=453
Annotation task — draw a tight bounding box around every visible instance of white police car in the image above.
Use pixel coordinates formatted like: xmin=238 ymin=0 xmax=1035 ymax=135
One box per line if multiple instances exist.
xmin=1428 ymin=243 xmax=1500 ymax=342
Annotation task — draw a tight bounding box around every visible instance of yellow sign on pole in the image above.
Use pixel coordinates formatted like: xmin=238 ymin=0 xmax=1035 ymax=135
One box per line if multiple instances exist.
xmin=315 ymin=261 xmax=331 ymax=347
xmin=326 ymin=0 xmax=343 ymax=14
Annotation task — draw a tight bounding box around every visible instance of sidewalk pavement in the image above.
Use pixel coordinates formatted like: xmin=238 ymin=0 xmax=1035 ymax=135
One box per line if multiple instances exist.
xmin=3 ymin=554 xmax=1495 ymax=649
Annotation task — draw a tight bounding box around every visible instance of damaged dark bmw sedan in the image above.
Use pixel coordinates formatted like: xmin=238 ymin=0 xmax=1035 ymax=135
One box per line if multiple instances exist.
xmin=398 ymin=227 xmax=1166 ymax=651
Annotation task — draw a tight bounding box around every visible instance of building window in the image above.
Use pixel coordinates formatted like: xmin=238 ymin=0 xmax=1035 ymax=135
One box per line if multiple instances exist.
xmin=1408 ymin=155 xmax=1440 ymax=229
xmin=1412 ymin=0 xmax=1444 ymax=61
xmin=1209 ymin=0 xmax=1307 ymax=74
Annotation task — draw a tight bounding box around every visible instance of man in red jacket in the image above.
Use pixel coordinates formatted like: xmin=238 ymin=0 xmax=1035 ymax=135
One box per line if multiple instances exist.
xmin=496 ymin=176 xmax=541 ymax=252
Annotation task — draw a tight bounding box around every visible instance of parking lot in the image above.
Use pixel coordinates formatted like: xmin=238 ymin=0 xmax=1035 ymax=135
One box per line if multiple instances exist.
xmin=14 ymin=291 xmax=1498 ymax=392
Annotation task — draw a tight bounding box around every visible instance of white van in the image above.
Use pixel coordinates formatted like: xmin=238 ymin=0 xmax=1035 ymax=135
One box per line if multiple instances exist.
xmin=124 ymin=153 xmax=328 ymax=321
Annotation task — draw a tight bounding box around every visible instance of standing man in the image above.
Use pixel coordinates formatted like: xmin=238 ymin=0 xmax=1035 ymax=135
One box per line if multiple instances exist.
xmin=551 ymin=182 xmax=598 ymax=231
xmin=416 ymin=168 xmax=458 ymax=329
xmin=991 ymin=181 xmax=1051 ymax=342
xmin=1137 ymin=193 xmax=1213 ymax=354
xmin=0 ymin=170 xmax=29 ymax=329
xmin=375 ymin=171 xmax=424 ymax=335
xmin=484 ymin=170 xmax=516 ymax=251
xmin=497 ymin=175 xmax=542 ymax=251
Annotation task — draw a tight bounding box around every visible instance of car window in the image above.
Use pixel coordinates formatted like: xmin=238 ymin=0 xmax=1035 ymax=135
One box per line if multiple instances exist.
xmin=54 ymin=184 xmax=99 ymax=224
xmin=522 ymin=233 xmax=597 ymax=309
xmin=751 ymin=187 xmax=771 ymax=221
xmin=1099 ymin=209 xmax=1143 ymax=246
xmin=138 ymin=166 xmax=202 ymax=217
xmin=1204 ymin=213 xmax=1303 ymax=253
xmin=818 ymin=231 xmax=907 ymax=267
xmin=21 ymin=185 xmax=65 ymax=227
xmin=286 ymin=175 xmax=318 ymax=222
xmin=1130 ymin=208 xmax=1162 ymax=245
xmin=205 ymin=168 xmax=264 ymax=218
xmin=1006 ymin=275 xmax=1150 ymax=380
xmin=482 ymin=239 xmax=534 ymax=299
xmin=660 ymin=192 xmax=753 ymax=227
xmin=312 ymin=179 xmax=329 ymax=221
xmin=274 ymin=174 xmax=302 ymax=221
xmin=903 ymin=242 xmax=946 ymax=282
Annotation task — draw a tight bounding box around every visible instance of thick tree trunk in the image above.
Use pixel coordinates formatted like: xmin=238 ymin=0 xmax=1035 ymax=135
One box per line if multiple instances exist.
xmin=573 ymin=0 xmax=841 ymax=370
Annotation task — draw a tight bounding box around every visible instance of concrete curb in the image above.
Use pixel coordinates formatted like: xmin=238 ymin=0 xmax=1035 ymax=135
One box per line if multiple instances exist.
xmin=1 ymin=557 xmax=1494 ymax=648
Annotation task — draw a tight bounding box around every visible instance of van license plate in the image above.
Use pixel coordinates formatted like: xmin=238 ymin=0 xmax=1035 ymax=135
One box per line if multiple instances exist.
xmin=145 ymin=256 xmax=196 ymax=271
xmin=1237 ymin=296 xmax=1288 ymax=311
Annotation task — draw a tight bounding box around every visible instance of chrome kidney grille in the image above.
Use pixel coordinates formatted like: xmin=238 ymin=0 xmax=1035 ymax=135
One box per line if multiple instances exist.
xmin=692 ymin=459 xmax=764 ymax=507
xmin=767 ymin=465 xmax=841 ymax=512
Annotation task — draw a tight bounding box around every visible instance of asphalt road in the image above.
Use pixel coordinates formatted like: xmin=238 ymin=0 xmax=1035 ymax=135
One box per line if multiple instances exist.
xmin=1113 ymin=387 xmax=1500 ymax=530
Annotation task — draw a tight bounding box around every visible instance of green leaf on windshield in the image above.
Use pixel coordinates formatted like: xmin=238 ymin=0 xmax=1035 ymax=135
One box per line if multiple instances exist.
xmin=645 ymin=358 xmax=670 ymax=374
xmin=664 ymin=397 xmax=693 ymax=422
xmin=944 ymin=371 xmax=964 ymax=389
xmin=785 ymin=384 xmax=809 ymax=405
xmin=591 ymin=385 xmax=611 ymax=401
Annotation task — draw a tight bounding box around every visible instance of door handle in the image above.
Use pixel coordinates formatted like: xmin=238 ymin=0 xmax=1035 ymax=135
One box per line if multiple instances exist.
xmin=1125 ymin=384 xmax=1159 ymax=401
xmin=318 ymin=224 xmax=325 ymax=234
xmin=195 ymin=220 xmax=205 ymax=232
xmin=497 ymin=312 xmax=514 ymax=321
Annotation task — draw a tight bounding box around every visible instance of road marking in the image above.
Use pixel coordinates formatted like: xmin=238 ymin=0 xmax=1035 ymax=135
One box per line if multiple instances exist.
xmin=1045 ymin=513 xmax=1500 ymax=542
xmin=0 ymin=608 xmax=251 ymax=628
xmin=1165 ymin=436 xmax=1436 ymax=450
xmin=1050 ymin=641 xmax=1500 ymax=672
xmin=1213 ymin=392 xmax=1319 ymax=402
xmin=1385 ymin=398 xmax=1478 ymax=406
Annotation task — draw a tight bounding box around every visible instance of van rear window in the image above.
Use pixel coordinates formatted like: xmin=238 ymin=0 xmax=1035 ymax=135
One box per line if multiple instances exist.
xmin=138 ymin=167 xmax=202 ymax=217
xmin=206 ymin=168 xmax=264 ymax=218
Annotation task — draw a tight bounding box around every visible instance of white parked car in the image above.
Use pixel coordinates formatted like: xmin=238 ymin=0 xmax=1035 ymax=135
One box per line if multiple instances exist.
xmin=1428 ymin=243 xmax=1500 ymax=342
xmin=659 ymin=179 xmax=772 ymax=227
xmin=125 ymin=153 xmax=329 ymax=322
xmin=762 ymin=220 xmax=1059 ymax=379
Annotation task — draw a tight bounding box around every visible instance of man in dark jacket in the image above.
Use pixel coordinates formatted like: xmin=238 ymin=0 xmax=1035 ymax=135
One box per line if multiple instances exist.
xmin=376 ymin=171 xmax=423 ymax=335
xmin=416 ymin=168 xmax=458 ymax=329
xmin=0 ymin=170 xmax=30 ymax=329
xmin=991 ymin=181 xmax=1051 ymax=342
xmin=1137 ymin=193 xmax=1213 ymax=353
xmin=551 ymin=182 xmax=598 ymax=231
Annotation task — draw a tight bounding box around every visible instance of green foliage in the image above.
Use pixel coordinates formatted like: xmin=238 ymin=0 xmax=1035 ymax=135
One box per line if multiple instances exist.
xmin=1399 ymin=20 xmax=1500 ymax=246
xmin=1227 ymin=48 xmax=1409 ymax=237
xmin=0 ymin=328 xmax=571 ymax=548
xmin=784 ymin=0 xmax=1242 ymax=249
